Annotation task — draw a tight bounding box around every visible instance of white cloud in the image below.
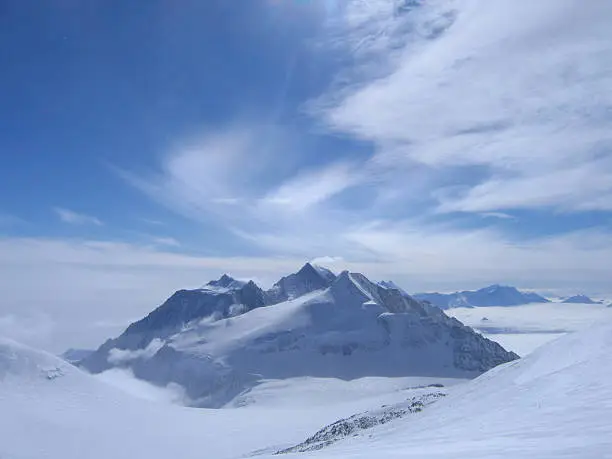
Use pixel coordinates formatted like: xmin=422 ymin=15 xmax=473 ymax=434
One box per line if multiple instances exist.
xmin=150 ymin=237 xmax=181 ymax=248
xmin=343 ymin=220 xmax=612 ymax=292
xmin=118 ymin=126 xmax=298 ymax=224
xmin=118 ymin=125 xmax=371 ymax=249
xmin=480 ymin=212 xmax=515 ymax=220
xmin=260 ymin=162 xmax=362 ymax=212
xmin=309 ymin=256 xmax=344 ymax=265
xmin=437 ymin=160 xmax=612 ymax=213
xmin=54 ymin=207 xmax=103 ymax=226
xmin=319 ymin=0 xmax=612 ymax=214
xmin=107 ymin=339 xmax=165 ymax=365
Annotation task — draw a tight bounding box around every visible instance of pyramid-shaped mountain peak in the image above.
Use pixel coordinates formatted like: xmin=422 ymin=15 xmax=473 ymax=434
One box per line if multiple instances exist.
xmin=268 ymin=263 xmax=337 ymax=302
xmin=207 ymin=273 xmax=244 ymax=289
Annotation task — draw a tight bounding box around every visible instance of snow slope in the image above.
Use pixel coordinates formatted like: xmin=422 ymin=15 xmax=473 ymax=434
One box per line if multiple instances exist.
xmin=448 ymin=301 xmax=612 ymax=356
xmin=3 ymin=319 xmax=612 ymax=458
xmin=261 ymin=319 xmax=612 ymax=459
xmin=0 ymin=336 xmax=453 ymax=459
xmin=80 ymin=268 xmax=517 ymax=407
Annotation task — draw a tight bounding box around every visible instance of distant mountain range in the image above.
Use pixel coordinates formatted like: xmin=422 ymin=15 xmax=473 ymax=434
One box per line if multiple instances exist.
xmin=78 ymin=263 xmax=518 ymax=407
xmin=561 ymin=295 xmax=602 ymax=304
xmin=413 ymin=285 xmax=550 ymax=310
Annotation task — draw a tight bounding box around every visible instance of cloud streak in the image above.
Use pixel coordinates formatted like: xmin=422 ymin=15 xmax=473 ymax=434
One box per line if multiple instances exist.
xmin=54 ymin=207 xmax=103 ymax=226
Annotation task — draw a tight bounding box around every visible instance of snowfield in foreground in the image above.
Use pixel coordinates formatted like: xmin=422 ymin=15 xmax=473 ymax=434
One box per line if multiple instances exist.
xmin=0 ymin=336 xmax=460 ymax=459
xmin=258 ymin=319 xmax=612 ymax=459
xmin=2 ymin=316 xmax=612 ymax=458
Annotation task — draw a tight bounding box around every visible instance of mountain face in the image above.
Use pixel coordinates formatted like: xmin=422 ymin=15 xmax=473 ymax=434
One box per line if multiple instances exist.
xmin=267 ymin=262 xmax=336 ymax=303
xmin=80 ymin=275 xmax=268 ymax=373
xmin=414 ymin=285 xmax=550 ymax=309
xmin=561 ymin=295 xmax=600 ymax=304
xmin=79 ymin=265 xmax=518 ymax=407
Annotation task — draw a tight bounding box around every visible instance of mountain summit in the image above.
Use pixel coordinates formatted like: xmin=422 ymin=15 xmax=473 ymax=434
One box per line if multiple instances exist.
xmin=415 ymin=285 xmax=550 ymax=309
xmin=267 ymin=262 xmax=336 ymax=303
xmin=206 ymin=274 xmax=246 ymax=290
xmin=79 ymin=265 xmax=518 ymax=407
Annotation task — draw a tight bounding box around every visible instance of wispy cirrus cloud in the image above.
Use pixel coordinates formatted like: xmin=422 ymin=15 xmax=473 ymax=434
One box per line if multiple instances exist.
xmin=118 ymin=126 xmax=298 ymax=224
xmin=318 ymin=0 xmax=612 ymax=214
xmin=260 ymin=161 xmax=362 ymax=212
xmin=114 ymin=0 xmax=612 ymax=297
xmin=54 ymin=207 xmax=103 ymax=226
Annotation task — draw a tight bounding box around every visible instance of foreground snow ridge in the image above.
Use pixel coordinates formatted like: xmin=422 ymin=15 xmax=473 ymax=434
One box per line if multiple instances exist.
xmin=2 ymin=317 xmax=612 ymax=458
xmin=80 ymin=263 xmax=518 ymax=407
xmin=276 ymin=389 xmax=447 ymax=454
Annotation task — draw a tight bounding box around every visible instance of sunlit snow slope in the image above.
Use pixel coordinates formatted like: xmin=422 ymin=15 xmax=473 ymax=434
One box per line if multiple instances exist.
xmin=3 ymin=319 xmax=611 ymax=458
xmin=265 ymin=320 xmax=612 ymax=459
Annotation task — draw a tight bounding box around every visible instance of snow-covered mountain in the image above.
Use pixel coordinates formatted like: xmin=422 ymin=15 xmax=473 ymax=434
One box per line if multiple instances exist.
xmin=414 ymin=285 xmax=550 ymax=309
xmin=561 ymin=294 xmax=601 ymax=304
xmin=79 ymin=264 xmax=518 ymax=407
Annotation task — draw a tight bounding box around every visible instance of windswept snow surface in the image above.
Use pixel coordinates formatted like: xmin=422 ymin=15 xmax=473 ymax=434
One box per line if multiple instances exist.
xmin=258 ymin=320 xmax=612 ymax=459
xmin=448 ymin=302 xmax=612 ymax=356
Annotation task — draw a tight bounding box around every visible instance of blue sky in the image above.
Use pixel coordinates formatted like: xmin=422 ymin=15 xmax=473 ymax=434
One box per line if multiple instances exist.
xmin=1 ymin=0 xmax=611 ymax=351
